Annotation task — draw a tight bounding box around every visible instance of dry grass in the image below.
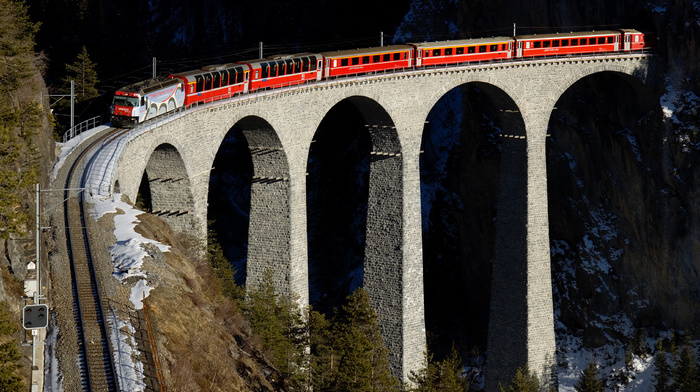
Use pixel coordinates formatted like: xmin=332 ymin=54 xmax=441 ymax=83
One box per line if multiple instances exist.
xmin=131 ymin=213 xmax=280 ymax=391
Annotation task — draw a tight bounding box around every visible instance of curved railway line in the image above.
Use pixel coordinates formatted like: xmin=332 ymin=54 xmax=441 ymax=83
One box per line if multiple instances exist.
xmin=63 ymin=128 xmax=127 ymax=392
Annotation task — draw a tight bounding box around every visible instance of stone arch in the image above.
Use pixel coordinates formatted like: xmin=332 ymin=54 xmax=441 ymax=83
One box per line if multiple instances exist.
xmin=306 ymin=94 xmax=405 ymax=375
xmin=227 ymin=115 xmax=292 ymax=295
xmin=546 ymin=67 xmax=663 ymax=346
xmin=139 ymin=143 xmax=197 ymax=235
xmin=419 ymin=80 xmax=525 ymax=364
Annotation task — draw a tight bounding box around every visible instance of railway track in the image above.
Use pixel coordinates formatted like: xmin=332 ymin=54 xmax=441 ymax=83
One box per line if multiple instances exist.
xmin=63 ymin=128 xmax=127 ymax=391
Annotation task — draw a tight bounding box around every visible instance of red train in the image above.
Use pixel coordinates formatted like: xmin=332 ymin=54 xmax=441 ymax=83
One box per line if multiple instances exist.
xmin=110 ymin=29 xmax=651 ymax=126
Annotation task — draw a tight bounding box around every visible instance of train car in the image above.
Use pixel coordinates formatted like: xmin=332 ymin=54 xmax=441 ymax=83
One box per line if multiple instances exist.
xmin=321 ymin=45 xmax=413 ymax=78
xmin=110 ymin=77 xmax=185 ymax=126
xmin=170 ymin=63 xmax=250 ymax=107
xmin=514 ymin=30 xmax=621 ymax=58
xmin=412 ymin=37 xmax=514 ymax=67
xmin=244 ymin=53 xmax=323 ymax=92
xmin=619 ymin=29 xmax=649 ymax=51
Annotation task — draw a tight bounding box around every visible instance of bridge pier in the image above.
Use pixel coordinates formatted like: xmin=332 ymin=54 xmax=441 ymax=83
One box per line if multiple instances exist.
xmin=485 ymin=108 xmax=556 ymax=391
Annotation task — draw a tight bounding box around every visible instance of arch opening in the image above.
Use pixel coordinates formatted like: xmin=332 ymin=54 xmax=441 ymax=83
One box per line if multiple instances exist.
xmin=420 ymin=81 xmax=524 ymax=369
xmin=547 ymin=71 xmax=667 ymax=350
xmin=306 ymin=98 xmax=374 ymax=316
xmin=208 ymin=121 xmax=254 ymax=287
xmin=136 ymin=143 xmax=197 ymax=235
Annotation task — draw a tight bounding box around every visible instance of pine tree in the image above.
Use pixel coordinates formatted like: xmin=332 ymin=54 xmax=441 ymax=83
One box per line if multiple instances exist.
xmin=435 ymin=345 xmax=469 ymax=392
xmin=62 ymin=45 xmax=99 ymax=103
xmin=245 ymin=267 xmax=307 ymax=388
xmin=0 ymin=304 xmax=23 ymax=391
xmin=653 ymin=340 xmax=671 ymax=392
xmin=672 ymin=332 xmax=698 ymax=392
xmin=499 ymin=364 xmax=540 ymax=392
xmin=207 ymin=232 xmax=244 ymax=303
xmin=574 ymin=362 xmax=605 ymax=392
xmin=328 ymin=288 xmax=400 ymax=392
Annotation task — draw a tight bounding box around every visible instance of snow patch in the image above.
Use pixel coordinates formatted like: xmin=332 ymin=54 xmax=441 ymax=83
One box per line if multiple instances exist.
xmin=109 ymin=310 xmax=147 ymax=391
xmin=88 ymin=193 xmax=170 ymax=281
xmin=51 ymin=125 xmax=110 ymax=180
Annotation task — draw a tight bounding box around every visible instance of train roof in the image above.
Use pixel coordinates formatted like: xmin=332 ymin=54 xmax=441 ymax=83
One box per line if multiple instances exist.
xmin=514 ymin=30 xmax=621 ymax=41
xmin=173 ymin=63 xmax=248 ymax=78
xmin=411 ymin=36 xmax=513 ymax=48
xmin=118 ymin=76 xmax=181 ymax=95
xmin=244 ymin=53 xmax=322 ymax=66
xmin=320 ymin=44 xmax=413 ymax=58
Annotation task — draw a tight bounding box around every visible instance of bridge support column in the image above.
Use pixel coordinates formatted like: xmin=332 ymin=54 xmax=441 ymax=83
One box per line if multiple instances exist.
xmin=362 ymin=119 xmax=425 ymax=384
xmin=485 ymin=110 xmax=556 ymax=392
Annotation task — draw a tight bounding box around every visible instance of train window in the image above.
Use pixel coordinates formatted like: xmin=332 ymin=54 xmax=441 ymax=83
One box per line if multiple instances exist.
xmin=525 ymin=42 xmax=531 ymax=49
xmin=432 ymin=49 xmax=441 ymax=56
xmin=373 ymin=55 xmax=380 ymax=62
xmin=212 ymin=72 xmax=220 ymax=88
xmin=635 ymin=35 xmax=640 ymax=42
xmin=293 ymin=58 xmax=301 ymax=73
xmin=341 ymin=58 xmax=349 ymax=67
xmin=598 ymin=37 xmax=605 ymax=44
xmin=362 ymin=56 xmax=370 ymax=64
xmin=237 ymin=68 xmax=244 ymax=84
xmin=393 ymin=52 xmax=400 ymax=60
xmin=285 ymin=59 xmax=293 ymax=75
xmin=501 ymin=44 xmax=507 ymax=50
xmin=607 ymin=36 xmax=614 ymax=44
xmin=204 ymin=74 xmax=212 ymax=90
xmin=562 ymin=39 xmax=569 ymax=46
xmin=553 ymin=40 xmax=559 ymax=47
xmin=445 ymin=48 xmax=453 ymax=56
xmin=271 ymin=63 xmax=278 ymax=77
xmin=456 ymin=47 xmax=464 ymax=54
xmin=468 ymin=46 xmax=475 ymax=53
xmin=383 ymin=53 xmax=391 ymax=61
xmin=571 ymin=39 xmax=578 ymax=46
xmin=490 ymin=44 xmax=498 ymax=51
xmin=352 ymin=57 xmax=360 ymax=65
xmin=479 ymin=45 xmax=487 ymax=53
xmin=543 ymin=41 xmax=550 ymax=48
xmin=190 ymin=84 xmax=195 ymax=94
xmin=301 ymin=58 xmax=309 ymax=72
xmin=534 ymin=41 xmax=541 ymax=48
xmin=424 ymin=50 xmax=430 ymax=57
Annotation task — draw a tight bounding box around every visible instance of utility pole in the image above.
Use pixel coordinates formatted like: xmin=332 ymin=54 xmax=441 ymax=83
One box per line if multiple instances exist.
xmin=259 ymin=42 xmax=263 ymax=59
xmin=70 ymin=80 xmax=75 ymax=131
xmin=381 ymin=31 xmax=384 ymax=47
xmin=513 ymin=23 xmax=516 ymax=36
xmin=153 ymin=57 xmax=157 ymax=78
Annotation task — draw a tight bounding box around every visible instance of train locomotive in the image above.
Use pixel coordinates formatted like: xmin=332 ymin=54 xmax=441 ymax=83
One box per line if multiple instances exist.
xmin=109 ymin=29 xmax=651 ymax=127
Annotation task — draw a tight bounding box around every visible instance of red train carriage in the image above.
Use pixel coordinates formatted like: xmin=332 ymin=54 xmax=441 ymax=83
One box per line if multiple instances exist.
xmin=170 ymin=63 xmax=250 ymax=107
xmin=244 ymin=53 xmax=323 ymax=92
xmin=619 ymin=29 xmax=649 ymax=51
xmin=413 ymin=37 xmax=514 ymax=67
xmin=321 ymin=45 xmax=413 ymax=78
xmin=515 ymin=30 xmax=621 ymax=58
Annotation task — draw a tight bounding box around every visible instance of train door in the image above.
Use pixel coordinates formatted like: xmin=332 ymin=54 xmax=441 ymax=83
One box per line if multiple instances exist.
xmin=508 ymin=42 xmax=513 ymax=59
xmin=624 ymin=34 xmax=631 ymax=51
xmin=416 ymin=47 xmax=422 ymax=67
xmin=614 ymin=35 xmax=620 ymax=51
xmin=516 ymin=41 xmax=523 ymax=58
xmin=243 ymin=70 xmax=249 ymax=93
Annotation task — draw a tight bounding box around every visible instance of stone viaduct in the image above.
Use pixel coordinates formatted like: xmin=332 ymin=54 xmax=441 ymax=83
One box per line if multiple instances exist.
xmin=85 ymin=52 xmax=656 ymax=390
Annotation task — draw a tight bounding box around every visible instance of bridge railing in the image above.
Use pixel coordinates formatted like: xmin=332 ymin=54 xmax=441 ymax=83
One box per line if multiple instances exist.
xmin=63 ymin=114 xmax=107 ymax=143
